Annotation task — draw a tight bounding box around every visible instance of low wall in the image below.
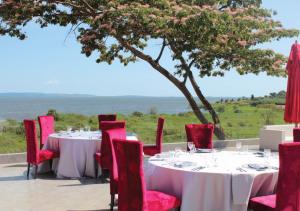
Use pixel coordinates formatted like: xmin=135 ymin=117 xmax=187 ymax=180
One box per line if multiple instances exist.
xmin=0 ymin=138 xmax=259 ymax=164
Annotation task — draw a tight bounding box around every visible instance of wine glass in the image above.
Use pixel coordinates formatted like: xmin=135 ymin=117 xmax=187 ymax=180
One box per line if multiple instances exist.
xmin=67 ymin=126 xmax=72 ymax=133
xmin=175 ymin=147 xmax=182 ymax=158
xmin=236 ymin=141 xmax=242 ymax=153
xmin=188 ymin=142 xmax=195 ymax=154
xmin=264 ymin=149 xmax=271 ymax=164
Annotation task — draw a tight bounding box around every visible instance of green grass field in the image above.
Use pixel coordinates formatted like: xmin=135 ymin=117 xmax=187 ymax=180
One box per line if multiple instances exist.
xmin=0 ymin=101 xmax=286 ymax=154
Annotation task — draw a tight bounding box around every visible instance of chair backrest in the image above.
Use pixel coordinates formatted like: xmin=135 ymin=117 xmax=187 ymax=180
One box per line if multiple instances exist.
xmin=155 ymin=117 xmax=165 ymax=151
xmin=100 ymin=121 xmax=126 ymax=169
xmin=102 ymin=128 xmax=126 ymax=194
xmin=98 ymin=114 xmax=117 ymax=130
xmin=293 ymin=128 xmax=300 ymax=142
xmin=38 ymin=115 xmax=55 ymax=148
xmin=185 ymin=124 xmax=214 ymax=149
xmin=276 ymin=142 xmax=300 ymax=211
xmin=24 ymin=120 xmax=39 ymax=164
xmin=100 ymin=120 xmax=125 ymax=131
xmin=114 ymin=139 xmax=145 ymax=211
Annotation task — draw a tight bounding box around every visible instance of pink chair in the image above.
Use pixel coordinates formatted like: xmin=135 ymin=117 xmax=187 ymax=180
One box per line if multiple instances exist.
xmin=143 ymin=117 xmax=164 ymax=156
xmin=185 ymin=124 xmax=214 ymax=149
xmin=98 ymin=114 xmax=117 ymax=130
xmin=38 ymin=115 xmax=55 ymax=149
xmin=94 ymin=121 xmax=126 ymax=178
xmin=103 ymin=128 xmax=126 ymax=211
xmin=24 ymin=120 xmax=59 ymax=179
xmin=113 ymin=139 xmax=181 ymax=211
xmin=249 ymin=142 xmax=300 ymax=211
xmin=293 ymin=128 xmax=300 ymax=142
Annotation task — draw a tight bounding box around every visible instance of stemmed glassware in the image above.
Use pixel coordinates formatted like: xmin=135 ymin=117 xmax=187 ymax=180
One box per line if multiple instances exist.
xmin=188 ymin=142 xmax=195 ymax=154
xmin=236 ymin=141 xmax=242 ymax=153
xmin=264 ymin=149 xmax=271 ymax=165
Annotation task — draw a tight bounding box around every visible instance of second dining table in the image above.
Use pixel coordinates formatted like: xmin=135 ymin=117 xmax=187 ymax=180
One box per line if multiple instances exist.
xmin=40 ymin=130 xmax=137 ymax=178
xmin=144 ymin=150 xmax=279 ymax=211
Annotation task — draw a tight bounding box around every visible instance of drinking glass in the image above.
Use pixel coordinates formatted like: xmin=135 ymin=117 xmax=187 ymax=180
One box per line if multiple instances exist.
xmin=236 ymin=141 xmax=242 ymax=153
xmin=175 ymin=147 xmax=182 ymax=158
xmin=242 ymin=145 xmax=249 ymax=154
xmin=188 ymin=142 xmax=195 ymax=154
xmin=264 ymin=149 xmax=271 ymax=164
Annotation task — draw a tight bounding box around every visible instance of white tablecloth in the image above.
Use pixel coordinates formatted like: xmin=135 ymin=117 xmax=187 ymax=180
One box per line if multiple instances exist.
xmin=40 ymin=131 xmax=137 ymax=178
xmin=145 ymin=151 xmax=278 ymax=211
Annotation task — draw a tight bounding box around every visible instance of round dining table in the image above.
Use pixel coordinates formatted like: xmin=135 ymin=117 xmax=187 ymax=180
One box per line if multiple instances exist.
xmin=39 ymin=130 xmax=137 ymax=178
xmin=144 ymin=150 xmax=279 ymax=211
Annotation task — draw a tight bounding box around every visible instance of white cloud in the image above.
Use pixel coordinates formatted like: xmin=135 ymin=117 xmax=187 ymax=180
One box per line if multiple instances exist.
xmin=45 ymin=80 xmax=60 ymax=86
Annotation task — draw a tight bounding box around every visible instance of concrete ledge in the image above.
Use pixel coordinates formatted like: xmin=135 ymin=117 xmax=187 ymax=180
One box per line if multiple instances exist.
xmin=0 ymin=138 xmax=259 ymax=164
xmin=0 ymin=153 xmax=26 ymax=164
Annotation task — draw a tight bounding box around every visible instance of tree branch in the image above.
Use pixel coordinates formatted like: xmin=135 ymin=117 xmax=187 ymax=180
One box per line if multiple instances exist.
xmin=155 ymin=38 xmax=167 ymax=63
xmin=115 ymin=35 xmax=209 ymax=124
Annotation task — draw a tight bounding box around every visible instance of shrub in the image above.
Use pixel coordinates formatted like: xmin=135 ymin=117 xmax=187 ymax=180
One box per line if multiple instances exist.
xmin=149 ymin=106 xmax=158 ymax=115
xmin=238 ymin=122 xmax=246 ymax=127
xmin=132 ymin=111 xmax=143 ymax=117
xmin=234 ymin=109 xmax=242 ymax=113
xmin=227 ymin=122 xmax=233 ymax=127
xmin=47 ymin=109 xmax=60 ymax=120
xmin=216 ymin=106 xmax=225 ymax=113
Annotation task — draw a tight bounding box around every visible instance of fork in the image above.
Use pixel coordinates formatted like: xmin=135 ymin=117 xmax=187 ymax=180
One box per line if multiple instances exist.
xmin=192 ymin=166 xmax=205 ymax=171
xmin=236 ymin=167 xmax=247 ymax=172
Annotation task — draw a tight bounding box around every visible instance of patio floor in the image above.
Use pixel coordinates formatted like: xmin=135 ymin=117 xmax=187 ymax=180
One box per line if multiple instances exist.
xmin=0 ymin=163 xmax=115 ymax=211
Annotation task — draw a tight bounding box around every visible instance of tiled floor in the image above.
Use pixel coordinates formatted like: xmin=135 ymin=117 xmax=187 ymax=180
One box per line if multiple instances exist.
xmin=0 ymin=163 xmax=115 ymax=211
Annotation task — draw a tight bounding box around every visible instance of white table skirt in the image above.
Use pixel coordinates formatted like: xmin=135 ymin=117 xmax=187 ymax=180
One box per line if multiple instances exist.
xmin=39 ymin=131 xmax=137 ymax=178
xmin=144 ymin=151 xmax=278 ymax=211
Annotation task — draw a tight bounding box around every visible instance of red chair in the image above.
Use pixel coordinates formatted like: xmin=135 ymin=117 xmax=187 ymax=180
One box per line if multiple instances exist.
xmin=143 ymin=117 xmax=164 ymax=156
xmin=94 ymin=121 xmax=126 ymax=178
xmin=185 ymin=124 xmax=214 ymax=149
xmin=293 ymin=128 xmax=300 ymax=142
xmin=113 ymin=139 xmax=181 ymax=211
xmin=38 ymin=115 xmax=55 ymax=149
xmin=249 ymin=142 xmax=300 ymax=211
xmin=102 ymin=128 xmax=127 ymax=211
xmin=24 ymin=120 xmax=59 ymax=179
xmin=98 ymin=114 xmax=117 ymax=130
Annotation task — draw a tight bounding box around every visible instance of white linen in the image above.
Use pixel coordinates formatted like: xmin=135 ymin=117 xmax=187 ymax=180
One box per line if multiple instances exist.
xmin=40 ymin=131 xmax=137 ymax=178
xmin=145 ymin=151 xmax=278 ymax=211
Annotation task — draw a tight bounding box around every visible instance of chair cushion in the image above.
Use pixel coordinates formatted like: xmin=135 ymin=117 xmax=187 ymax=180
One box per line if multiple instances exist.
xmin=94 ymin=152 xmax=101 ymax=164
xmin=143 ymin=145 xmax=159 ymax=156
xmin=145 ymin=190 xmax=181 ymax=211
xmin=249 ymin=194 xmax=276 ymax=211
xmin=38 ymin=150 xmax=59 ymax=164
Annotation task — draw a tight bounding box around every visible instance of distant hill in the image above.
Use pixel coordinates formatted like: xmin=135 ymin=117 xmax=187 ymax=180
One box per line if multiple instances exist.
xmin=0 ymin=92 xmax=237 ymax=102
xmin=0 ymin=92 xmax=95 ymax=98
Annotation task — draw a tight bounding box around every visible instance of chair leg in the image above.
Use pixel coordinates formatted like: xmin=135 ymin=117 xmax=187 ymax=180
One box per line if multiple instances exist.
xmin=49 ymin=159 xmax=53 ymax=172
xmin=110 ymin=194 xmax=115 ymax=211
xmin=94 ymin=161 xmax=99 ymax=180
xmin=27 ymin=163 xmax=30 ymax=180
xmin=34 ymin=164 xmax=38 ymax=179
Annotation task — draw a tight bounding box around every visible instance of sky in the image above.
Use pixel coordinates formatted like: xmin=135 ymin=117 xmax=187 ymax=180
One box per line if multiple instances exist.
xmin=0 ymin=0 xmax=300 ymax=97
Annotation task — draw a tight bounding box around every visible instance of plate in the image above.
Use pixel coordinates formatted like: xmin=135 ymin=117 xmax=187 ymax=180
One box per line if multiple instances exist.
xmin=247 ymin=163 xmax=268 ymax=170
xmin=196 ymin=148 xmax=213 ymax=153
xmin=172 ymin=161 xmax=196 ymax=168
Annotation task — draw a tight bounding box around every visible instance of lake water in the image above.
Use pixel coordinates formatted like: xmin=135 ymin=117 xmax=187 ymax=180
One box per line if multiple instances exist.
xmin=0 ymin=96 xmax=205 ymax=120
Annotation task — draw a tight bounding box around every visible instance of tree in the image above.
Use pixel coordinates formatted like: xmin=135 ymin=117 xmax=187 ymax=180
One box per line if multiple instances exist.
xmin=0 ymin=0 xmax=298 ymax=139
